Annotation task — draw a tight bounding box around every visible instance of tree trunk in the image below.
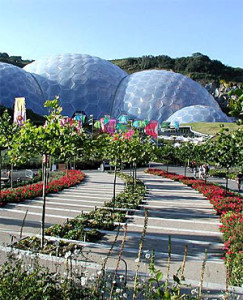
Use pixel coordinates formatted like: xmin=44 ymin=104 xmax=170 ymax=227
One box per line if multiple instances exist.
xmin=184 ymin=162 xmax=187 ymax=177
xmin=134 ymin=162 xmax=137 ymax=189
xmin=226 ymin=168 xmax=229 ymax=195
xmin=113 ymin=160 xmax=117 ymax=206
xmin=41 ymin=154 xmax=47 ymax=248
xmin=66 ymin=161 xmax=69 ymax=177
xmin=10 ymin=163 xmax=13 ymax=188
xmin=132 ymin=163 xmax=135 ymax=192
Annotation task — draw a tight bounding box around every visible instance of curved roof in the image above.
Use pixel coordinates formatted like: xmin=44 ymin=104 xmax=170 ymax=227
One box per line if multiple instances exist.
xmin=166 ymin=105 xmax=231 ymax=123
xmin=24 ymin=54 xmax=127 ymax=118
xmin=111 ymin=70 xmax=231 ymax=123
xmin=0 ymin=62 xmax=46 ymax=114
xmin=0 ymin=54 xmax=232 ymax=124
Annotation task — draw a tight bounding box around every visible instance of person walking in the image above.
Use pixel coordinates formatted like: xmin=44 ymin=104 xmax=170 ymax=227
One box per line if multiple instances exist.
xmin=199 ymin=164 xmax=204 ymax=179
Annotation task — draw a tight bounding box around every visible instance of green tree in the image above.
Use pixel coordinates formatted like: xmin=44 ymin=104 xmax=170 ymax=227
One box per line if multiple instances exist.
xmin=10 ymin=97 xmax=69 ymax=247
xmin=0 ymin=110 xmax=19 ymax=194
xmin=209 ymin=127 xmax=243 ymax=191
xmin=228 ymin=86 xmax=243 ymax=123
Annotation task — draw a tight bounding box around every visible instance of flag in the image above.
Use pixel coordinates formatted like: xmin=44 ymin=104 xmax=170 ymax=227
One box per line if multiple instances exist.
xmin=103 ymin=115 xmax=110 ymax=125
xmin=118 ymin=115 xmax=128 ymax=124
xmin=106 ymin=119 xmax=116 ymax=134
xmin=174 ymin=121 xmax=180 ymax=129
xmin=144 ymin=121 xmax=158 ymax=138
xmin=100 ymin=118 xmax=105 ymax=132
xmin=14 ymin=97 xmax=26 ymax=126
xmin=94 ymin=120 xmax=101 ymax=129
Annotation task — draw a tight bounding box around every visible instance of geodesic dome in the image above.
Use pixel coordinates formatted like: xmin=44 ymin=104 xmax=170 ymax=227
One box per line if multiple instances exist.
xmin=111 ymin=70 xmax=231 ymax=123
xmin=166 ymin=105 xmax=231 ymax=124
xmin=0 ymin=54 xmax=233 ymax=124
xmin=24 ymin=54 xmax=127 ymax=117
xmin=0 ymin=62 xmax=46 ymax=115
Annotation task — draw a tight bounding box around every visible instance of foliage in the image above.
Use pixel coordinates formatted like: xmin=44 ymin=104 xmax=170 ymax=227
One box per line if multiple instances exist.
xmin=0 ymin=52 xmax=33 ymax=67
xmin=111 ymin=53 xmax=243 ymax=82
xmin=210 ymin=127 xmax=243 ymax=170
xmin=0 ymin=110 xmax=19 ymax=151
xmin=0 ymin=255 xmax=91 ymax=299
xmin=209 ymin=168 xmax=240 ymax=180
xmin=228 ymin=85 xmax=243 ymax=122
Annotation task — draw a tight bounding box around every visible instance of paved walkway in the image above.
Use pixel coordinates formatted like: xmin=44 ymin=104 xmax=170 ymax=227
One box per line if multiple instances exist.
xmin=0 ymin=171 xmax=124 ymax=247
xmin=149 ymin=163 xmax=243 ymax=196
xmin=83 ymin=170 xmax=227 ymax=291
xmin=1 ymin=169 xmax=241 ymax=295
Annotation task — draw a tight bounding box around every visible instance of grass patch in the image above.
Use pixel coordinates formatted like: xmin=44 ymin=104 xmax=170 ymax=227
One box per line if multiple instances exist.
xmin=181 ymin=122 xmax=240 ymax=135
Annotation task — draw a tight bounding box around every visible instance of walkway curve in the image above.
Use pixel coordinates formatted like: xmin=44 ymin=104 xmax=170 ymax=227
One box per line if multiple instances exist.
xmin=0 ymin=170 xmax=124 ymax=247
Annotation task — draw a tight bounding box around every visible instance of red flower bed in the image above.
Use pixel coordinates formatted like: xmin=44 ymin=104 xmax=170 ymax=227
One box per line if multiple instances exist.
xmin=146 ymin=168 xmax=243 ymax=286
xmin=0 ymin=170 xmax=85 ymax=206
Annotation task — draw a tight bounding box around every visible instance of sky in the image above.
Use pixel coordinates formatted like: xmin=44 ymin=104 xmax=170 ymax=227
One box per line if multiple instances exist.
xmin=1 ymin=0 xmax=243 ymax=67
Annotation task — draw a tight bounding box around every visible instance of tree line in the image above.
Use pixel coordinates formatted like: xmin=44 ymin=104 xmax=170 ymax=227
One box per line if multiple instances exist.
xmin=111 ymin=52 xmax=243 ymax=83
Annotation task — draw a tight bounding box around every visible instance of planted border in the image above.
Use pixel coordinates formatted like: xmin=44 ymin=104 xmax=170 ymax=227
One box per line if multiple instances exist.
xmin=0 ymin=170 xmax=85 ymax=207
xmin=146 ymin=168 xmax=243 ymax=287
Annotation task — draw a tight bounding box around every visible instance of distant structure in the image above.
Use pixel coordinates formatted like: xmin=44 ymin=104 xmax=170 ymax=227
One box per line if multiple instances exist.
xmin=0 ymin=53 xmax=232 ymax=124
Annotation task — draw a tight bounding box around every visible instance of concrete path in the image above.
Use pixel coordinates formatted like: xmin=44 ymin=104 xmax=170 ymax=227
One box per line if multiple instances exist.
xmin=149 ymin=163 xmax=243 ymax=196
xmin=1 ymin=168 xmax=240 ymax=295
xmin=80 ymin=170 xmax=227 ymax=292
xmin=0 ymin=170 xmax=124 ymax=247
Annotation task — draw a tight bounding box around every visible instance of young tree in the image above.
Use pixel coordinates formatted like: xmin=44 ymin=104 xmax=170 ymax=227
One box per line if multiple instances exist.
xmin=0 ymin=110 xmax=19 ymax=193
xmin=11 ymin=97 xmax=68 ymax=247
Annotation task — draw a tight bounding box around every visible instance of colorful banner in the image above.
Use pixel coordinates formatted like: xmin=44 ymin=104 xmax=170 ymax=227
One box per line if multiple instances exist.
xmin=144 ymin=121 xmax=158 ymax=138
xmin=94 ymin=120 xmax=101 ymax=129
xmin=118 ymin=115 xmax=128 ymax=124
xmin=174 ymin=121 xmax=180 ymax=129
xmin=106 ymin=119 xmax=116 ymax=134
xmin=14 ymin=97 xmax=26 ymax=126
xmin=100 ymin=117 xmax=105 ymax=132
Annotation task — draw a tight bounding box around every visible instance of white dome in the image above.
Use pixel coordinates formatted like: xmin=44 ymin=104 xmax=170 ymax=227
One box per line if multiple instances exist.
xmin=0 ymin=62 xmax=46 ymax=114
xmin=111 ymin=70 xmax=231 ymax=123
xmin=24 ymin=54 xmax=127 ymax=117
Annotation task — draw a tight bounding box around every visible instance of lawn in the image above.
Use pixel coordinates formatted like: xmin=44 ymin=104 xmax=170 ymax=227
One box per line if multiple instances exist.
xmin=182 ymin=122 xmax=241 ymax=135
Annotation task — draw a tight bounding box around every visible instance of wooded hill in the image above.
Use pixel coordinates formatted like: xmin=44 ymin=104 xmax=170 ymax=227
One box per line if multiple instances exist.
xmin=111 ymin=53 xmax=243 ymax=83
xmin=0 ymin=52 xmax=33 ymax=68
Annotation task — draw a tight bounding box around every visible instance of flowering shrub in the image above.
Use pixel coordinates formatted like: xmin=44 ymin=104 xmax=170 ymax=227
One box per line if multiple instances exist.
xmin=146 ymin=168 xmax=243 ymax=286
xmin=0 ymin=170 xmax=85 ymax=206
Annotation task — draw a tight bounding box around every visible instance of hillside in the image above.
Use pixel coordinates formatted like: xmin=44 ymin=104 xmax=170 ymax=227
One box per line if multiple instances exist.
xmin=111 ymin=53 xmax=243 ymax=83
xmin=182 ymin=122 xmax=241 ymax=135
xmin=0 ymin=52 xmax=33 ymax=68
